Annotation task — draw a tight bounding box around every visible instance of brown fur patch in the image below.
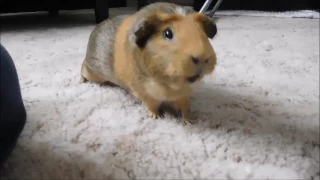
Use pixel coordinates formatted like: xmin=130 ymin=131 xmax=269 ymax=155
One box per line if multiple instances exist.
xmin=134 ymin=11 xmax=182 ymax=48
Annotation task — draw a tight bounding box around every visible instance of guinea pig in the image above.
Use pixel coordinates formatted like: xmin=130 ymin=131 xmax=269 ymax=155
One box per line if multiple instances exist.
xmin=80 ymin=2 xmax=217 ymax=125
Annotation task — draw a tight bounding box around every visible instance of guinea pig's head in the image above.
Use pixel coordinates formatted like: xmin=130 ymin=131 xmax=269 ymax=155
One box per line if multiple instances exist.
xmin=129 ymin=8 xmax=217 ymax=86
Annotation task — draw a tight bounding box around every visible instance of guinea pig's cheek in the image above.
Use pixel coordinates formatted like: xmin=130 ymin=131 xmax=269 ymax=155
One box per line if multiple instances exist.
xmin=206 ymin=66 xmax=214 ymax=75
xmin=206 ymin=61 xmax=216 ymax=73
xmin=202 ymin=67 xmax=211 ymax=76
xmin=190 ymin=79 xmax=202 ymax=87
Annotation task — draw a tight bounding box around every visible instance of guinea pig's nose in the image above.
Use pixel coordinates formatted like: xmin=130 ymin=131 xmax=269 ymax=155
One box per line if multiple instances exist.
xmin=191 ymin=57 xmax=200 ymax=65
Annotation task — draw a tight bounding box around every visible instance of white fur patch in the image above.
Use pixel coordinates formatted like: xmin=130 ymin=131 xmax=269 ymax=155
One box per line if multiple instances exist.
xmin=144 ymin=80 xmax=190 ymax=101
xmin=168 ymin=83 xmax=180 ymax=90
xmin=175 ymin=6 xmax=187 ymax=16
xmin=129 ymin=18 xmax=145 ymax=44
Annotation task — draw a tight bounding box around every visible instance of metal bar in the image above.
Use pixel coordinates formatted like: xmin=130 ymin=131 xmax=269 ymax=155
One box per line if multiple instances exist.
xmin=199 ymin=0 xmax=214 ymax=13
xmin=208 ymin=0 xmax=224 ymax=17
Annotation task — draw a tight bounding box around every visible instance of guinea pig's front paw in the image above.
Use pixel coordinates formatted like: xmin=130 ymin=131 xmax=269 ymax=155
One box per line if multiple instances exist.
xmin=148 ymin=108 xmax=164 ymax=119
xmin=149 ymin=110 xmax=159 ymax=119
xmin=182 ymin=116 xmax=198 ymax=125
xmin=171 ymin=97 xmax=197 ymax=125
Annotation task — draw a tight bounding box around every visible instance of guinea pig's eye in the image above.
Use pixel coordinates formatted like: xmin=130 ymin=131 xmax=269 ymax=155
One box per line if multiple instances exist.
xmin=163 ymin=28 xmax=174 ymax=40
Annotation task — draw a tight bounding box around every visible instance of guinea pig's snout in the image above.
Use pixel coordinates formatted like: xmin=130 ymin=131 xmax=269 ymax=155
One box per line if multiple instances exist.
xmin=191 ymin=56 xmax=209 ymax=65
xmin=187 ymin=56 xmax=209 ymax=83
xmin=192 ymin=57 xmax=200 ymax=65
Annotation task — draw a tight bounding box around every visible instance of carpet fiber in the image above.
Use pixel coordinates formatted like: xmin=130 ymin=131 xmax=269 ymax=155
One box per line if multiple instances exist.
xmin=0 ymin=9 xmax=319 ymax=179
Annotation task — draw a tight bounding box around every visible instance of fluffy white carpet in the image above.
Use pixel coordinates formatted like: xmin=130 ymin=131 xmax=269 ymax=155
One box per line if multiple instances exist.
xmin=0 ymin=9 xmax=319 ymax=180
xmin=215 ymin=10 xmax=320 ymax=19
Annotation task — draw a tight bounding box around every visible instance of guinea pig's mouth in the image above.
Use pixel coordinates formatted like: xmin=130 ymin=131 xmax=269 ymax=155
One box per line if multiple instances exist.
xmin=187 ymin=74 xmax=200 ymax=83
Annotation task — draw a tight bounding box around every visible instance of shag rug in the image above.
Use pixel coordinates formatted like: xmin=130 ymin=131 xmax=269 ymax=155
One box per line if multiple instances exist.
xmin=0 ymin=9 xmax=319 ymax=180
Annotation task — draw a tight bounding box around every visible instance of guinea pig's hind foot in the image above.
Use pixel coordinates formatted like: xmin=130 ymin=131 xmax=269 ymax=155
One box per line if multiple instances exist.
xmin=80 ymin=75 xmax=88 ymax=83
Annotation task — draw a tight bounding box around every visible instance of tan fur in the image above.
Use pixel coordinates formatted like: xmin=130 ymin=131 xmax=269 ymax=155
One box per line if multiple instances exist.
xmin=81 ymin=2 xmax=218 ymax=125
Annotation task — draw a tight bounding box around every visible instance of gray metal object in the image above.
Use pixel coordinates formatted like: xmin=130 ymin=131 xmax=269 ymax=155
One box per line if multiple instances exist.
xmin=199 ymin=0 xmax=213 ymax=13
xmin=199 ymin=0 xmax=224 ymax=17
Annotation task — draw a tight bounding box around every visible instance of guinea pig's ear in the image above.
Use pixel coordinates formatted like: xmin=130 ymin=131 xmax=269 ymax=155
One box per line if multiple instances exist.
xmin=194 ymin=14 xmax=217 ymax=39
xmin=132 ymin=12 xmax=177 ymax=48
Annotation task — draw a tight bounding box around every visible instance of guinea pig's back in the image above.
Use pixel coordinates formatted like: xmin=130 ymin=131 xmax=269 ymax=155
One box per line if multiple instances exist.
xmin=84 ymin=15 xmax=129 ymax=84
